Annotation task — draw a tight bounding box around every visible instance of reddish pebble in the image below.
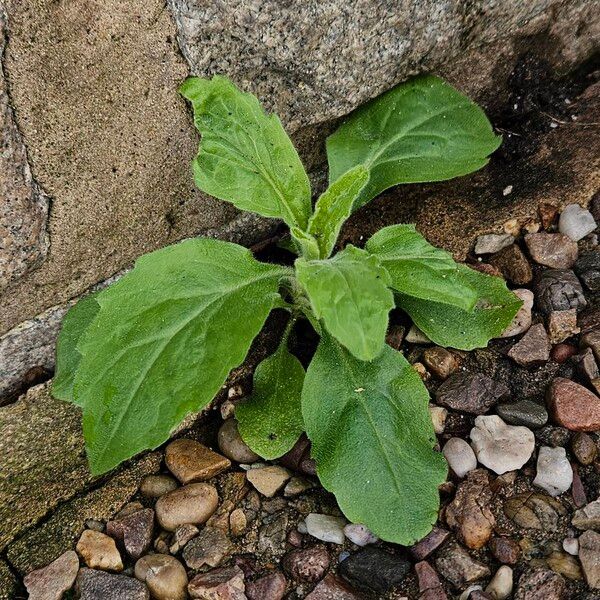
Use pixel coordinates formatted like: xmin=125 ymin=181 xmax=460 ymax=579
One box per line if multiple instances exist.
xmin=246 ymin=571 xmax=287 ymax=600
xmin=489 ymin=537 xmax=521 ymax=565
xmin=415 ymin=561 xmax=448 ymax=600
xmin=572 ymin=464 xmax=588 ymax=508
xmin=551 ymin=343 xmax=578 ymax=364
xmin=546 ymin=378 xmax=600 ymax=431
xmin=410 ymin=527 xmax=450 ymax=561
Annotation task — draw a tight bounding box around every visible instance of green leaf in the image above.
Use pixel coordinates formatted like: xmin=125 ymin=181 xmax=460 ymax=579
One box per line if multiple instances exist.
xmin=290 ymin=227 xmax=320 ymax=261
xmin=52 ymin=293 xmax=101 ymax=403
xmin=180 ymin=76 xmax=311 ymax=230
xmin=236 ymin=342 xmax=305 ymax=460
xmin=366 ymin=224 xmax=477 ymax=311
xmin=296 ymin=246 xmax=394 ymax=361
xmin=74 ymin=238 xmax=288 ymax=475
xmin=396 ymin=265 xmax=522 ymax=350
xmin=326 ymin=74 xmax=501 ymax=208
xmin=307 ymin=166 xmax=369 ymax=258
xmin=302 ymin=333 xmax=447 ymax=544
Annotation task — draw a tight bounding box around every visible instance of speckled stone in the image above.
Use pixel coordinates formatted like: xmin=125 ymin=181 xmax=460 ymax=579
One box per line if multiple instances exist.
xmin=546 ymin=378 xmax=600 ymax=431
xmin=496 ymin=400 xmax=548 ymax=429
xmin=525 ymin=233 xmax=578 ymax=269
xmin=165 ymin=438 xmax=231 ymax=484
xmin=23 ymin=551 xmax=79 ymax=600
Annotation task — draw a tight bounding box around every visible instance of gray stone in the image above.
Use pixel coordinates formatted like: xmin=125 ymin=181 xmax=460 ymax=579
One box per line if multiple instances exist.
xmin=339 ymin=547 xmax=411 ymax=593
xmin=305 ymin=513 xmax=346 ymax=544
xmin=559 ymin=203 xmax=597 ymax=241
xmin=188 ymin=566 xmax=246 ymax=600
xmin=343 ymin=524 xmax=379 ymax=546
xmin=182 ymin=526 xmax=233 ymax=569
xmin=485 ymin=566 xmax=513 ymax=600
xmin=507 ymin=323 xmax=550 ymax=367
xmin=442 ymin=437 xmax=477 ymax=478
xmin=435 ymin=542 xmax=490 ymax=588
xmin=514 ymin=568 xmax=566 ymax=600
xmin=578 ymin=530 xmax=600 ymax=588
xmin=23 ymin=551 xmax=79 ymax=600
xmin=575 ymin=251 xmax=600 ymax=290
xmin=524 ymin=233 xmax=578 ymax=269
xmin=501 ymin=289 xmax=534 ymax=338
xmin=474 ymin=233 xmax=515 ymax=255
xmin=496 ymin=400 xmax=548 ymax=429
xmin=106 ymin=508 xmax=154 ymax=559
xmin=76 ymin=568 xmax=150 ymax=600
xmin=436 ymin=373 xmax=509 ymax=415
xmin=572 ymin=499 xmax=600 ymax=530
xmin=534 ymin=269 xmax=587 ymax=314
xmin=258 ymin=512 xmax=289 ymax=556
xmin=532 ymin=446 xmax=573 ymax=497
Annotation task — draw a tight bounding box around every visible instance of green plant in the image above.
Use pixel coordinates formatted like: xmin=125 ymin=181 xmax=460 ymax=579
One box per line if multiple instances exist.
xmin=53 ymin=74 xmax=521 ymax=544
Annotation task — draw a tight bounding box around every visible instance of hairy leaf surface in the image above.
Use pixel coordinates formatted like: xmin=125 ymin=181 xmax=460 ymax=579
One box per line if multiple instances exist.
xmin=74 ymin=239 xmax=287 ymax=474
xmin=236 ymin=342 xmax=305 ymax=459
xmin=53 ymin=293 xmax=100 ymax=402
xmin=296 ymin=246 xmax=394 ymax=361
xmin=302 ymin=333 xmax=447 ymax=544
xmin=327 ymin=75 xmax=501 ymax=208
xmin=307 ymin=166 xmax=369 ymax=258
xmin=180 ymin=76 xmax=311 ymax=229
xmin=366 ymin=224 xmax=477 ymax=311
xmin=397 ymin=265 xmax=522 ymax=350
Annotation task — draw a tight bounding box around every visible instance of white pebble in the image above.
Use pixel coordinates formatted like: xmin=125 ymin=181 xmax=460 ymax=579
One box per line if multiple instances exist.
xmin=533 ymin=446 xmax=573 ymax=496
xmin=503 ymin=185 xmax=513 ymax=196
xmin=486 ymin=566 xmax=513 ymax=600
xmin=563 ymin=537 xmax=579 ymax=556
xmin=442 ymin=437 xmax=477 ymax=478
xmin=406 ymin=325 xmax=431 ymax=344
xmin=297 ymin=520 xmax=308 ymax=534
xmin=474 ymin=233 xmax=514 ymax=255
xmin=559 ymin=203 xmax=597 ymax=241
xmin=343 ymin=524 xmax=378 ymax=546
xmin=501 ymin=289 xmax=533 ymax=338
xmin=305 ymin=513 xmax=346 ymax=544
xmin=429 ymin=404 xmax=447 ymax=435
xmin=459 ymin=585 xmax=483 ymax=600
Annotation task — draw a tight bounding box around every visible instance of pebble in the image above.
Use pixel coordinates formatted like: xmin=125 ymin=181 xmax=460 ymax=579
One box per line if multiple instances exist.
xmin=258 ymin=512 xmax=289 ymax=556
xmin=406 ymin=324 xmax=432 ymax=344
xmin=578 ymin=530 xmax=600 ymax=588
xmin=246 ymin=571 xmax=286 ymax=600
xmin=485 ymin=566 xmax=513 ymax=600
xmin=305 ymin=513 xmax=346 ymax=544
xmin=229 ymin=508 xmax=247 ymax=537
xmin=24 ymin=550 xmax=79 ymax=600
xmin=410 ymin=527 xmax=450 ymax=560
xmin=546 ymin=550 xmax=582 ymax=580
xmin=415 ymin=560 xmax=447 ymax=600
xmin=429 ymin=405 xmax=448 ymax=434
xmin=134 ymin=554 xmax=188 ymax=600
xmin=182 ymin=525 xmax=233 ymax=569
xmin=504 ymin=492 xmax=567 ymax=530
xmin=155 ymin=483 xmax=219 ymax=531
xmin=282 ymin=545 xmax=330 ymax=582
xmin=338 ymin=547 xmax=411 ymax=593
xmin=218 ymin=418 xmax=260 ymax=463
xmin=546 ymin=377 xmax=600 ymax=431
xmin=475 ymin=233 xmax=515 ymax=255
xmin=386 ymin=323 xmax=406 ymax=349
xmin=572 ymin=464 xmax=588 ymax=508
xmin=534 ymin=269 xmax=587 ymax=314
xmin=305 ymin=573 xmax=362 ymax=600
xmin=139 ymin=474 xmax=179 ymax=498
xmin=423 ymin=347 xmax=459 ymax=379
xmin=76 ymin=530 xmax=123 ymax=572
xmin=166 ymin=438 xmax=231 ymax=484
xmin=188 ymin=565 xmax=245 ymax=599
xmin=246 ymin=465 xmax=291 ymax=497
xmin=513 ymin=568 xmax=565 ymax=600
xmin=496 ymin=400 xmax=548 ymax=429
xmin=435 ymin=542 xmax=490 ymax=587
xmin=582 ymin=329 xmax=600 ymax=362
xmin=539 ymin=202 xmax=559 ymax=229
xmin=577 ymin=348 xmax=600 ymax=381
xmin=470 ymin=415 xmax=535 ymax=474
xmin=489 ymin=537 xmax=521 ymax=565
xmin=551 ymin=342 xmax=578 ymax=363
xmin=572 ymin=498 xmax=600 ymax=530
xmin=575 ymin=251 xmax=600 ymax=290
xmin=507 ymin=323 xmax=550 ymax=366
xmin=76 ymin=568 xmax=150 ymax=600
xmin=525 ymin=233 xmax=578 ymax=269
xmin=535 ymin=425 xmax=571 ymax=448
xmin=571 ymin=432 xmax=598 ymax=465
xmin=547 ymin=309 xmax=580 ymax=343
xmin=501 ymin=289 xmax=534 ymax=337
xmin=490 ymin=244 xmax=533 ymax=285
xmin=436 ymin=373 xmax=509 ymax=415
xmin=532 ymin=446 xmax=573 ymax=496
xmin=169 ymin=523 xmax=199 ymax=554
xmin=343 ymin=523 xmax=379 ymax=546
xmin=442 ymin=438 xmax=477 ymax=478
xmin=559 ymin=203 xmax=597 ymax=241
xmin=283 ymin=476 xmax=314 ymax=497
xmin=563 ymin=537 xmax=579 ymax=555
xmin=106 ymin=508 xmax=154 ymax=560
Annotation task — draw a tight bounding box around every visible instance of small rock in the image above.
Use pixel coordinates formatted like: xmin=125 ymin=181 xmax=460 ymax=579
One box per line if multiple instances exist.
xmin=166 ymin=438 xmax=231 ymax=484
xmin=76 ymin=568 xmax=149 ymax=600
xmin=436 ymin=373 xmax=509 ymax=415
xmin=539 ymin=202 xmax=559 ymax=230
xmin=169 ymin=523 xmax=199 ymax=554
xmin=575 ymin=347 xmax=599 ymax=382
xmin=429 ymin=405 xmax=448 ymax=434
xmin=551 ymin=343 xmax=578 ymax=363
xmin=218 ymin=418 xmax=260 ymax=463
xmin=571 ymin=432 xmax=598 ymax=465
xmin=485 ymin=566 xmax=513 ymax=600
xmin=525 ymin=233 xmax=578 ymax=269
xmin=229 ymin=508 xmax=247 ymax=537
xmin=501 ymin=289 xmax=534 ymax=337
xmin=445 ymin=470 xmax=495 ymax=550
xmin=547 ymin=309 xmax=580 ymax=344
xmin=575 ymin=251 xmax=600 ymax=290
xmin=490 ymin=244 xmax=533 ymax=285
xmin=582 ymin=329 xmax=600 ymax=362
xmin=246 ymin=571 xmax=286 ymax=600
xmin=578 ymin=530 xmax=600 ymax=588
xmin=305 ymin=573 xmax=362 ymax=600
xmin=386 ymin=323 xmax=406 ymax=349
xmin=508 ymin=324 xmax=551 ymax=367
xmin=279 ymin=434 xmax=313 ymax=474
xmin=183 ymin=526 xmax=233 ymax=569
xmin=344 ymin=524 xmax=378 ymax=546
xmin=435 ymin=542 xmax=490 ymax=588
xmin=514 ymin=568 xmax=565 ymax=600
xmin=489 ymin=537 xmax=520 ymax=565
xmin=135 ymin=554 xmax=188 ymax=600
xmin=558 ymin=203 xmax=597 ymax=241
xmin=283 ymin=476 xmax=314 ymax=497
xmin=188 ymin=566 xmax=246 ymax=599
xmin=338 ymin=547 xmax=410 ymax=593
xmin=546 ymin=377 xmax=600 ymax=431
xmin=406 ymin=325 xmax=431 ymax=344
xmin=475 ymin=233 xmax=515 ymax=255
xmin=496 ymin=400 xmax=548 ymax=429
xmin=106 ymin=508 xmax=154 ymax=560
xmin=534 ymin=269 xmax=587 ymax=314
xmin=545 ymin=550 xmax=582 ymax=580
xmin=563 ymin=537 xmax=579 ymax=556
xmin=442 ymin=438 xmax=477 ymax=478
xmin=282 ymin=545 xmax=329 ymax=582
xmin=140 ymin=474 xmax=179 ymax=498
xmin=258 ymin=512 xmax=289 ymax=556
xmin=470 ymin=415 xmax=535 ymax=474
xmin=533 ymin=446 xmax=573 ymax=496
xmin=305 ymin=513 xmax=346 ymax=544
xmin=410 ymin=528 xmax=450 ymax=561
xmin=572 ymin=498 xmax=600 ymax=530
xmin=24 ymin=550 xmax=79 ymax=600
xmin=423 ymin=347 xmax=459 ymax=379
xmin=535 ymin=425 xmax=571 ymax=448
xmin=155 ymin=483 xmax=219 ymax=531
xmin=416 ymin=560 xmax=447 ymax=600
xmin=504 ymin=493 xmax=566 ymax=530
xmin=246 ymin=465 xmax=291 ymax=497
xmin=571 ymin=464 xmax=587 ymax=508
xmin=76 ymin=529 xmax=123 ymax=572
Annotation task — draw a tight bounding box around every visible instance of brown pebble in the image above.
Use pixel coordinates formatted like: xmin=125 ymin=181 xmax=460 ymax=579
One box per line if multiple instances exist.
xmin=489 ymin=244 xmax=532 ymax=285
xmin=551 ymin=343 xmax=578 ymax=364
xmin=489 ymin=537 xmax=521 ymax=565
xmin=525 ymin=233 xmax=578 ymax=269
xmin=246 ymin=571 xmax=287 ymax=600
xmin=539 ymin=202 xmax=559 ymax=230
xmin=547 ymin=378 xmax=600 ymax=431
xmin=423 ymin=347 xmax=459 ymax=380
xmin=572 ymin=464 xmax=588 ymax=508
xmin=165 ymin=438 xmax=231 ymax=484
xmin=572 ymin=432 xmax=598 ymax=465
xmin=410 ymin=527 xmax=450 ymax=561
xmin=282 ymin=545 xmax=330 ymax=583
